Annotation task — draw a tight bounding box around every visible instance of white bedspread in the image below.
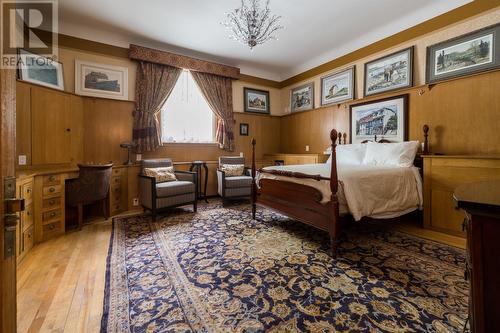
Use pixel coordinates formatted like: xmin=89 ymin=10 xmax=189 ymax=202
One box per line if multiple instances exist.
xmin=256 ymin=163 xmax=423 ymax=221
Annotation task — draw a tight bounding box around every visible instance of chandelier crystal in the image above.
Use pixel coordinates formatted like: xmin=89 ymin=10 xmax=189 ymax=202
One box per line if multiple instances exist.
xmin=222 ymin=0 xmax=284 ymax=50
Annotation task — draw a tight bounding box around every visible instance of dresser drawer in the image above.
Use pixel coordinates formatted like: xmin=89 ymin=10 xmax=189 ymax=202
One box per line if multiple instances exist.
xmin=110 ymin=202 xmax=125 ymax=214
xmin=42 ymin=184 xmax=62 ymax=197
xmin=42 ymin=220 xmax=63 ymax=240
xmin=43 ymin=174 xmax=61 ymax=186
xmin=21 ymin=182 xmax=33 ymax=203
xmin=23 ymin=203 xmax=34 ymax=231
xmin=42 ymin=208 xmax=62 ymax=223
xmin=43 ymin=197 xmax=61 ymax=210
xmin=111 ymin=176 xmax=123 ymax=186
xmin=112 ymin=168 xmax=126 ymax=176
xmin=110 ymin=184 xmax=122 ymax=197
xmin=23 ymin=226 xmax=34 ymax=253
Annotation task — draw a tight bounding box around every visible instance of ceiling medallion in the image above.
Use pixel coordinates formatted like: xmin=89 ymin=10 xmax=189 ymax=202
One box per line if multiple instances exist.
xmin=222 ymin=0 xmax=284 ymax=50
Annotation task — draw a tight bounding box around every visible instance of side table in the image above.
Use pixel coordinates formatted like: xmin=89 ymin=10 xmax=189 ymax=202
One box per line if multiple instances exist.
xmin=189 ymin=161 xmax=208 ymax=203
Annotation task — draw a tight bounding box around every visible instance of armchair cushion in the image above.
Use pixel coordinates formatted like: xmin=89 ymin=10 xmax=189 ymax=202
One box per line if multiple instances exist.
xmin=144 ymin=167 xmax=177 ymax=183
xmin=220 ymin=164 xmax=245 ymax=177
xmin=225 ymin=175 xmax=252 ymax=188
xmin=156 ymin=181 xmax=195 ymax=197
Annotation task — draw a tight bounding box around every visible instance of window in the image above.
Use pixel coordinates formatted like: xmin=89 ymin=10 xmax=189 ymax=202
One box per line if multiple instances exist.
xmin=160 ymin=70 xmax=215 ymax=143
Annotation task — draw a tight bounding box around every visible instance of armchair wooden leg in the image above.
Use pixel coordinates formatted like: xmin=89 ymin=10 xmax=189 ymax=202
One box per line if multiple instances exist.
xmin=77 ymin=204 xmax=83 ymax=231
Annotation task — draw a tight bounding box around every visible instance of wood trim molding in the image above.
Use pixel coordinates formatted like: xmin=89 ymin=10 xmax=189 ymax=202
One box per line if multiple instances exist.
xmin=239 ymin=74 xmax=281 ymax=88
xmin=280 ymin=0 xmax=500 ymax=87
xmin=129 ymin=44 xmax=240 ymax=79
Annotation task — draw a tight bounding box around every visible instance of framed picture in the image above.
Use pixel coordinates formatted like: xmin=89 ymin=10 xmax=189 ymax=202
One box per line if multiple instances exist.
xmin=240 ymin=123 xmax=249 ymax=136
xmin=364 ymin=47 xmax=413 ymax=97
xmin=321 ymin=67 xmax=355 ymax=106
xmin=75 ymin=60 xmax=128 ymax=100
xmin=349 ymin=94 xmax=408 ymax=144
xmin=426 ymin=23 xmax=500 ymax=84
xmin=17 ymin=49 xmax=64 ymax=91
xmin=291 ymin=82 xmax=314 ymax=112
xmin=244 ymin=87 xmax=270 ymax=114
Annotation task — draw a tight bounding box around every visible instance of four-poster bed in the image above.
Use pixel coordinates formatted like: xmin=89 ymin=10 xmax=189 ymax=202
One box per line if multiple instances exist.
xmin=250 ymin=127 xmax=429 ymax=256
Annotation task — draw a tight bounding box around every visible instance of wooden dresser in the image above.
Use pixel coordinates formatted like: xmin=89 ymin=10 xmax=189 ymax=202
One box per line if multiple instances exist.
xmin=263 ymin=153 xmax=328 ymax=166
xmin=454 ymin=181 xmax=500 ymax=333
xmin=423 ymin=155 xmax=500 ymax=236
xmin=15 ymin=175 xmax=34 ymax=263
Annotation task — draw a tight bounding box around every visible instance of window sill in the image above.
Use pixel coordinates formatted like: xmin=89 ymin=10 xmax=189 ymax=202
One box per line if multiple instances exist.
xmin=161 ymin=142 xmax=219 ymax=146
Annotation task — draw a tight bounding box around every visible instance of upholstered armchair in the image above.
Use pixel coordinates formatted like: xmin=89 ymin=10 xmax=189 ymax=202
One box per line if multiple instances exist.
xmin=217 ymin=156 xmax=252 ymax=206
xmin=139 ymin=159 xmax=197 ymax=219
xmin=66 ymin=164 xmax=113 ymax=230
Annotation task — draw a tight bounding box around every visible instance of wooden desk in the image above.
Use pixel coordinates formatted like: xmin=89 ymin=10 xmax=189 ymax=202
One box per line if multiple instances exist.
xmin=454 ymin=181 xmax=500 ymax=333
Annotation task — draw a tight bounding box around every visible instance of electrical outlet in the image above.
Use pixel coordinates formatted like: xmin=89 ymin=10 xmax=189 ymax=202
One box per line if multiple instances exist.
xmin=239 ymin=152 xmax=244 ymax=157
xmin=136 ymin=154 xmax=142 ymax=161
xmin=133 ymin=198 xmax=139 ymax=206
xmin=305 ymin=145 xmax=310 ymax=152
xmin=18 ymin=155 xmax=27 ymax=165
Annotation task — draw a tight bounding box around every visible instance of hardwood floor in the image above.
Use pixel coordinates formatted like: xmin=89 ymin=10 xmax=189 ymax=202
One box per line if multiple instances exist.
xmin=17 ymin=220 xmax=111 ymax=333
xmin=16 ymin=206 xmax=465 ymax=333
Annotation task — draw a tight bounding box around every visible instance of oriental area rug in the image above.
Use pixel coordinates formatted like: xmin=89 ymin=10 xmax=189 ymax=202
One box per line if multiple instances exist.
xmin=101 ymin=202 xmax=468 ymax=332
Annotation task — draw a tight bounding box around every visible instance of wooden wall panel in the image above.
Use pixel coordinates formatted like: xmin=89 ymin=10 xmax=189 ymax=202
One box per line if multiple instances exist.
xmin=16 ymin=82 xmax=31 ymax=167
xmin=281 ymin=70 xmax=500 ymax=155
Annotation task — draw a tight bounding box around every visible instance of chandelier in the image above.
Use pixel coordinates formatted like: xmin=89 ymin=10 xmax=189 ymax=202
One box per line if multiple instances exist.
xmin=222 ymin=0 xmax=284 ymax=50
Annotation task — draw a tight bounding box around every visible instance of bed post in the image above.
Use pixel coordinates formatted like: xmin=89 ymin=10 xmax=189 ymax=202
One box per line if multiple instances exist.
xmin=251 ymin=138 xmax=257 ymax=220
xmin=329 ymin=129 xmax=340 ymax=256
xmin=422 ymin=124 xmax=430 ymax=154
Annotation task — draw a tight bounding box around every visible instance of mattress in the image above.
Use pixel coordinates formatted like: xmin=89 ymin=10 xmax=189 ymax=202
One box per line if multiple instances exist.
xmin=256 ymin=163 xmax=423 ymax=221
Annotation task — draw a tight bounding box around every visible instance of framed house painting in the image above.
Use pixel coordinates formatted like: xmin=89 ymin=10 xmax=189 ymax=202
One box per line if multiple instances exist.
xmin=240 ymin=123 xmax=249 ymax=136
xmin=75 ymin=60 xmax=129 ymax=100
xmin=426 ymin=23 xmax=500 ymax=84
xmin=244 ymin=87 xmax=270 ymax=114
xmin=291 ymin=82 xmax=314 ymax=112
xmin=18 ymin=49 xmax=65 ymax=90
xmin=320 ymin=66 xmax=355 ymax=106
xmin=364 ymin=47 xmax=413 ymax=97
xmin=349 ymin=94 xmax=408 ymax=144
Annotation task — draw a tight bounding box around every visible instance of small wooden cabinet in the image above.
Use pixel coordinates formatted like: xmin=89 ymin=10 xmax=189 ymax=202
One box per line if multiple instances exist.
xmin=263 ymin=153 xmax=327 ymax=166
xmin=454 ymin=182 xmax=500 ymax=333
xmin=109 ymin=167 xmax=128 ymax=216
xmin=423 ymin=155 xmax=500 ymax=236
xmin=16 ymin=176 xmax=34 ymax=263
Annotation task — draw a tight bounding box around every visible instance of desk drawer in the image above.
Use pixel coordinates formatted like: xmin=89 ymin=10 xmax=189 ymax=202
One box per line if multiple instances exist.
xmin=42 ymin=209 xmax=61 ymax=223
xmin=42 ymin=220 xmax=63 ymax=240
xmin=43 ymin=174 xmax=61 ymax=186
xmin=112 ymin=168 xmax=126 ymax=176
xmin=23 ymin=226 xmax=34 ymax=253
xmin=23 ymin=204 xmax=34 ymax=231
xmin=43 ymin=197 xmax=61 ymax=210
xmin=43 ymin=184 xmax=62 ymax=197
xmin=21 ymin=182 xmax=33 ymax=203
xmin=110 ymin=184 xmax=121 ymax=197
xmin=111 ymin=176 xmax=123 ymax=186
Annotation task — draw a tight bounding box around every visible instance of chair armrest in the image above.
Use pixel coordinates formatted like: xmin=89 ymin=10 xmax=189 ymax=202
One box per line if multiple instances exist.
xmin=175 ymin=171 xmax=197 ymax=183
xmin=216 ymin=169 xmax=225 ymax=197
xmin=138 ymin=175 xmax=156 ymax=209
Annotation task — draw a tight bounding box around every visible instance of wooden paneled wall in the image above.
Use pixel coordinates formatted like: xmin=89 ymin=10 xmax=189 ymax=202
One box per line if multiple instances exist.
xmin=281 ymin=70 xmax=500 ymax=155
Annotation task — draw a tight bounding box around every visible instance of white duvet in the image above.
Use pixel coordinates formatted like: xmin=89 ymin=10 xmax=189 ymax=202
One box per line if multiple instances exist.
xmin=256 ymin=163 xmax=423 ymax=221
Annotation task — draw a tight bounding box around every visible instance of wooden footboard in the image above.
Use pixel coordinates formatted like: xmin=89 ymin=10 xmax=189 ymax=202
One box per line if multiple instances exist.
xmin=251 ymin=129 xmax=341 ymax=255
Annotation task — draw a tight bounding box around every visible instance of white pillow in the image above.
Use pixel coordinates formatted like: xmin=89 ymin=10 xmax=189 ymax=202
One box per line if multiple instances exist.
xmin=327 ymin=144 xmax=367 ymax=165
xmin=362 ymin=141 xmax=419 ymax=167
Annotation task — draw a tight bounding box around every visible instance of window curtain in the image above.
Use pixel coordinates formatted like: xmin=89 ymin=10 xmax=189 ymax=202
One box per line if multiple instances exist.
xmin=190 ymin=71 xmax=235 ymax=151
xmin=132 ymin=61 xmax=182 ymax=153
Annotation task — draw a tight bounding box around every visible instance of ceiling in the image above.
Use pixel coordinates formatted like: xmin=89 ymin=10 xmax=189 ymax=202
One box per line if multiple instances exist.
xmin=58 ymin=0 xmax=472 ymax=81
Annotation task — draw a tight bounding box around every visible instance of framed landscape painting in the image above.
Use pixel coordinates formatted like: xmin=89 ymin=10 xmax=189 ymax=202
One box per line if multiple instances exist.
xmin=349 ymin=94 xmax=408 ymax=144
xmin=291 ymin=82 xmax=314 ymax=112
xmin=426 ymin=23 xmax=500 ymax=84
xmin=321 ymin=67 xmax=355 ymax=106
xmin=364 ymin=47 xmax=413 ymax=97
xmin=75 ymin=60 xmax=128 ymax=100
xmin=244 ymin=88 xmax=270 ymax=114
xmin=18 ymin=49 xmax=64 ymax=90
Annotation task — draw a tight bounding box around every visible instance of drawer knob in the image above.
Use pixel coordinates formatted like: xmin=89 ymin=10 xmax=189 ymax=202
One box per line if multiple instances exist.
xmin=26 ymin=188 xmax=31 ymax=194
xmin=49 ymin=200 xmax=55 ymax=205
xmin=27 ymin=211 xmax=31 ymax=216
xmin=49 ymin=224 xmax=55 ymax=230
xmin=50 ymin=212 xmax=56 ymax=217
xmin=49 ymin=176 xmax=56 ymax=181
xmin=49 ymin=187 xmax=55 ymax=193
